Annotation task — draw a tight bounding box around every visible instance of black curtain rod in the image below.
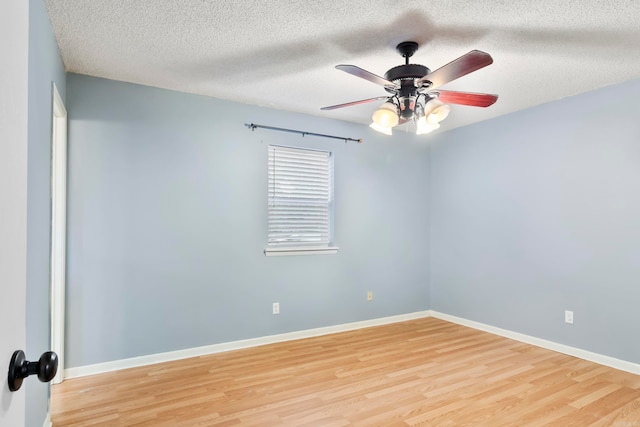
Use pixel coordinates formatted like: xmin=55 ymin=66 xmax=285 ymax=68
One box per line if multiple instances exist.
xmin=245 ymin=123 xmax=362 ymax=144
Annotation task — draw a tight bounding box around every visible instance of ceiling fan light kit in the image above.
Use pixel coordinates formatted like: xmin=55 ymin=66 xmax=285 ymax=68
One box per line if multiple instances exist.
xmin=322 ymin=41 xmax=498 ymax=137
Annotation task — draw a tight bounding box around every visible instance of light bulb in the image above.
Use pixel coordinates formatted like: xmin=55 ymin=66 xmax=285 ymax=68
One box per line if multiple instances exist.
xmin=416 ymin=116 xmax=440 ymax=135
xmin=370 ymin=122 xmax=393 ymax=135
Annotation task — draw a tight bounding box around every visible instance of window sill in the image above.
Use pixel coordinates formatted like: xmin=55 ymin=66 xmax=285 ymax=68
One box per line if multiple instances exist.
xmin=264 ymin=246 xmax=339 ymax=257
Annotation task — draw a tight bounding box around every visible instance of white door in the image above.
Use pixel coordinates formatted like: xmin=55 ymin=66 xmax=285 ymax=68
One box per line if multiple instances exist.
xmin=1 ymin=0 xmax=29 ymax=425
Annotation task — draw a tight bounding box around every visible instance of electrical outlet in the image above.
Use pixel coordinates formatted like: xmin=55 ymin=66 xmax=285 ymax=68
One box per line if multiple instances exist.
xmin=273 ymin=302 xmax=280 ymax=315
xmin=565 ymin=310 xmax=573 ymax=324
xmin=367 ymin=291 xmax=373 ymax=301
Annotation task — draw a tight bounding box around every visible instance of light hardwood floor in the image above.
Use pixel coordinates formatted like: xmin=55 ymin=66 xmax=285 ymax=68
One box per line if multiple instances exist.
xmin=51 ymin=318 xmax=640 ymax=426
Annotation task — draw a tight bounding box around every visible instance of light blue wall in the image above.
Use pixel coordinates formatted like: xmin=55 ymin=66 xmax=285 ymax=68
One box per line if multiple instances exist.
xmin=26 ymin=0 xmax=66 ymax=425
xmin=430 ymin=79 xmax=640 ymax=363
xmin=65 ymin=69 xmax=640 ymax=371
xmin=65 ymin=74 xmax=431 ymax=367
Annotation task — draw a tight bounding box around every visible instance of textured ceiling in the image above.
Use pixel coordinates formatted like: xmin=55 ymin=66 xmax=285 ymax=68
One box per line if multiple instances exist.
xmin=44 ymin=0 xmax=640 ymax=133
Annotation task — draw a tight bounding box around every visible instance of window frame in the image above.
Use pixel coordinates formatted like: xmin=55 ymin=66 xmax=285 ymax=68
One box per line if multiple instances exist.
xmin=264 ymin=144 xmax=339 ymax=257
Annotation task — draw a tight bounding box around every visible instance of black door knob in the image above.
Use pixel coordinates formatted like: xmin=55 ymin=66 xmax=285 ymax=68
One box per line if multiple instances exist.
xmin=7 ymin=350 xmax=58 ymax=392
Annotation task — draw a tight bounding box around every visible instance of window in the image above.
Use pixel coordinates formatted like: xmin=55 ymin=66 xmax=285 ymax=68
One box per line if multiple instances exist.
xmin=265 ymin=145 xmax=338 ymax=256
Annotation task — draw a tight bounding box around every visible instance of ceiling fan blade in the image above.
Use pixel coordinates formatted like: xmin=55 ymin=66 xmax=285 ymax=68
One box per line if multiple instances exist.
xmin=416 ymin=50 xmax=493 ymax=89
xmin=336 ymin=65 xmax=399 ymax=89
xmin=321 ymin=96 xmax=389 ymax=111
xmin=435 ymin=90 xmax=498 ymax=107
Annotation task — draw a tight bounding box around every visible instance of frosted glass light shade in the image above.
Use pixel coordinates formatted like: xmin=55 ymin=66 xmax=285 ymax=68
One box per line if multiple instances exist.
xmin=424 ymin=99 xmax=451 ymax=124
xmin=371 ymin=102 xmax=399 ymax=128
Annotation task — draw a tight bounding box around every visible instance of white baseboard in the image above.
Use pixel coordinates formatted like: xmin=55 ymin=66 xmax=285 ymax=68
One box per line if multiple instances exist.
xmin=65 ymin=309 xmax=640 ymax=379
xmin=43 ymin=412 xmax=51 ymax=427
xmin=430 ymin=311 xmax=640 ymax=376
xmin=64 ymin=310 xmax=432 ymax=379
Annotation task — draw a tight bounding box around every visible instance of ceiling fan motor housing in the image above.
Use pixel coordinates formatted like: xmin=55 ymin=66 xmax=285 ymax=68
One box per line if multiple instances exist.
xmin=384 ymin=64 xmax=430 ymax=87
xmin=383 ymin=63 xmax=431 ymax=106
xmin=385 ymin=43 xmax=432 ymax=119
xmin=384 ymin=64 xmax=431 ymax=118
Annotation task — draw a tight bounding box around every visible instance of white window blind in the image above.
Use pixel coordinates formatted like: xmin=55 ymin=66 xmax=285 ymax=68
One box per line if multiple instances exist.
xmin=266 ymin=145 xmax=336 ymax=255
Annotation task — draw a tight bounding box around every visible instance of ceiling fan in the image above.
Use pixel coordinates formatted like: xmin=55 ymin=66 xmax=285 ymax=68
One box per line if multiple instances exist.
xmin=321 ymin=41 xmax=498 ymax=135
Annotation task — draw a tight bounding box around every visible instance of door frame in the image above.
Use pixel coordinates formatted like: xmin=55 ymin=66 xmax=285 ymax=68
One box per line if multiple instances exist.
xmin=50 ymin=82 xmax=67 ymax=384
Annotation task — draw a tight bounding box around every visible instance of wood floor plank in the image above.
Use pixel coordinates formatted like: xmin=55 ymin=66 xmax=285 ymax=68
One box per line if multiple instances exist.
xmin=51 ymin=318 xmax=640 ymax=426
